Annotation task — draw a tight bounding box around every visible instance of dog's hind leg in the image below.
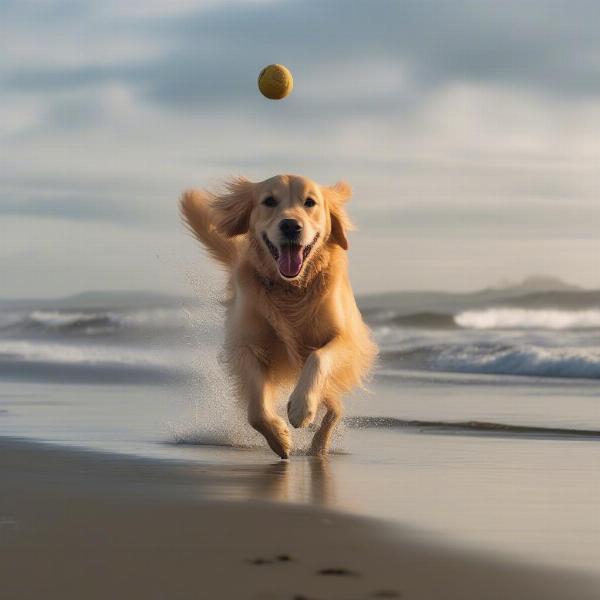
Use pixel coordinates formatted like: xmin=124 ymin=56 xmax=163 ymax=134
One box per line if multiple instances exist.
xmin=239 ymin=350 xmax=292 ymax=459
xmin=309 ymin=395 xmax=342 ymax=457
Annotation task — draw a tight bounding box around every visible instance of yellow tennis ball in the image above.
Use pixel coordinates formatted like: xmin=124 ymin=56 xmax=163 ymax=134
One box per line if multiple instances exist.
xmin=258 ymin=64 xmax=293 ymax=100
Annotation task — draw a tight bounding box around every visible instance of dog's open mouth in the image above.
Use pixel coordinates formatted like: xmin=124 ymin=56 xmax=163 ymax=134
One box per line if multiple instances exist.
xmin=262 ymin=233 xmax=319 ymax=279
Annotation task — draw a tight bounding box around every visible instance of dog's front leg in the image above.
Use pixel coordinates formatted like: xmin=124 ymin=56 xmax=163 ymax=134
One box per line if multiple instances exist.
xmin=287 ymin=336 xmax=345 ymax=429
xmin=237 ymin=347 xmax=292 ymax=459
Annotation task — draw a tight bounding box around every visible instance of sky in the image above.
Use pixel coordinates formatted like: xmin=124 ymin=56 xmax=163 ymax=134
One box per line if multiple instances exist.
xmin=1 ymin=0 xmax=599 ymax=297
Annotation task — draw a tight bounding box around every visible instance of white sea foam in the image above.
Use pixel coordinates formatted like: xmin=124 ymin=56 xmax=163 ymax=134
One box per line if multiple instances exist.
xmin=455 ymin=308 xmax=600 ymax=330
xmin=29 ymin=310 xmax=107 ymax=328
xmin=0 ymin=339 xmax=175 ymax=368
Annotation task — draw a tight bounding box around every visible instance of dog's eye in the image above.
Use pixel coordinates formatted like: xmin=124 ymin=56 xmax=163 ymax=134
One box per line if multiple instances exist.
xmin=262 ymin=196 xmax=278 ymax=207
xmin=304 ymin=197 xmax=316 ymax=208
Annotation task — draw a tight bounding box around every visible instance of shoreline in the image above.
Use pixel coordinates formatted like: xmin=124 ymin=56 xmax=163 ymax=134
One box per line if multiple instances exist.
xmin=1 ymin=436 xmax=598 ymax=600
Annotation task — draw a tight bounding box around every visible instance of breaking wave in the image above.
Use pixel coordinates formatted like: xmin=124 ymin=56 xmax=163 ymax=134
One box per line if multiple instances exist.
xmin=381 ymin=343 xmax=600 ymax=380
xmin=0 ymin=308 xmax=186 ymax=337
xmin=0 ymin=340 xmax=182 ymax=384
xmin=455 ymin=308 xmax=600 ymax=330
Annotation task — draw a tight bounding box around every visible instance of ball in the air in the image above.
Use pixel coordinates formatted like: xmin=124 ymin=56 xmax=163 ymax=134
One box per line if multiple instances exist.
xmin=258 ymin=64 xmax=293 ymax=100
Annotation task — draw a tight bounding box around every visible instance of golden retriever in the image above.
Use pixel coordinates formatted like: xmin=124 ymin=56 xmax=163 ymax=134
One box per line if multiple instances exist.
xmin=180 ymin=174 xmax=376 ymax=458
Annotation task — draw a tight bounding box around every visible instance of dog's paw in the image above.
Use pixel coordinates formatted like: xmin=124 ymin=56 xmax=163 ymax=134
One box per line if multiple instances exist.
xmin=287 ymin=391 xmax=317 ymax=429
xmin=267 ymin=418 xmax=292 ymax=459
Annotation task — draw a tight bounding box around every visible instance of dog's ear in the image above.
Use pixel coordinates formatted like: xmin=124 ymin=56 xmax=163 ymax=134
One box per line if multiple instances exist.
xmin=212 ymin=177 xmax=254 ymax=237
xmin=325 ymin=181 xmax=353 ymax=250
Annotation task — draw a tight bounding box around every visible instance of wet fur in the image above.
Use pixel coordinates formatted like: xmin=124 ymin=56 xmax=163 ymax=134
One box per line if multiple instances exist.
xmin=180 ymin=175 xmax=377 ymax=458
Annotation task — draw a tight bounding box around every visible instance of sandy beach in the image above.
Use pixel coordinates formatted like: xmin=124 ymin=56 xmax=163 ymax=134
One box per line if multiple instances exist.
xmin=1 ymin=436 xmax=598 ymax=600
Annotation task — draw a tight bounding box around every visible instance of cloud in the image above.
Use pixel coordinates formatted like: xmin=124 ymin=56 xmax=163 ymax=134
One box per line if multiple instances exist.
xmin=142 ymin=0 xmax=600 ymax=109
xmin=4 ymin=0 xmax=600 ymax=112
xmin=1 ymin=0 xmax=599 ymax=294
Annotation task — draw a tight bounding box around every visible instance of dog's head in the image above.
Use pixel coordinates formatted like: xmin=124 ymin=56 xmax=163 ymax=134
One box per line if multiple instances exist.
xmin=212 ymin=174 xmax=352 ymax=281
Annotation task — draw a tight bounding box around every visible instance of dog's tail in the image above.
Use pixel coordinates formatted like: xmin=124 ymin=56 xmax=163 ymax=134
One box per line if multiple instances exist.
xmin=180 ymin=189 xmax=238 ymax=267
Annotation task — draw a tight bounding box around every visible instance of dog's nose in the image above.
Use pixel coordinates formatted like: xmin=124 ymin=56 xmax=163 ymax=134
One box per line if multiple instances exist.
xmin=279 ymin=219 xmax=303 ymax=240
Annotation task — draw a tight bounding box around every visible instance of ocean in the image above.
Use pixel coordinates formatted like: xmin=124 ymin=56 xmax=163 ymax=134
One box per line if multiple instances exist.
xmin=1 ymin=283 xmax=599 ymax=573
xmin=2 ymin=284 xmax=600 ymax=385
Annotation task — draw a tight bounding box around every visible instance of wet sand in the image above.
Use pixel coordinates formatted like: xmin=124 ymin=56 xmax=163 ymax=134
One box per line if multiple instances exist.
xmin=1 ymin=437 xmax=598 ymax=600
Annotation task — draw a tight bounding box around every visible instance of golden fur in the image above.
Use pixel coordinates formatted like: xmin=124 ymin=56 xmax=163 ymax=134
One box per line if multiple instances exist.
xmin=180 ymin=174 xmax=377 ymax=458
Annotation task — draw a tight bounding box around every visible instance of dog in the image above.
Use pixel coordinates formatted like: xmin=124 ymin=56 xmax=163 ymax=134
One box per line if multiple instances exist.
xmin=180 ymin=174 xmax=376 ymax=458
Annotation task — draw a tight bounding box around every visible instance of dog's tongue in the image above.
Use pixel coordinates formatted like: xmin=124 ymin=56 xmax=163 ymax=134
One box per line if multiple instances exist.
xmin=278 ymin=244 xmax=303 ymax=278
